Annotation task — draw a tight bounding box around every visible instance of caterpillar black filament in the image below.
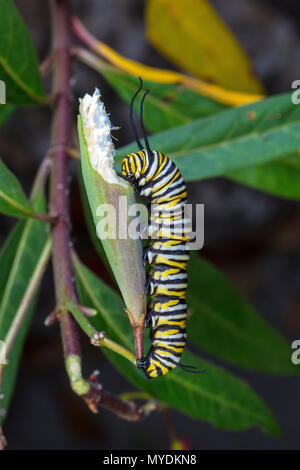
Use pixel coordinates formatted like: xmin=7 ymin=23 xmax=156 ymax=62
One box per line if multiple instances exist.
xmin=121 ymin=79 xmax=200 ymax=379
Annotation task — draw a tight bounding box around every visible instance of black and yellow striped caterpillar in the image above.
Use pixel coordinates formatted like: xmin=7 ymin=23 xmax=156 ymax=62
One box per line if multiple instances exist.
xmin=121 ymin=79 xmax=201 ymax=379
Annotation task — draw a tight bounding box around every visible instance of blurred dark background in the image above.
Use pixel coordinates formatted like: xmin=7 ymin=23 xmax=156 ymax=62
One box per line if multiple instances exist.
xmin=1 ymin=0 xmax=300 ymax=450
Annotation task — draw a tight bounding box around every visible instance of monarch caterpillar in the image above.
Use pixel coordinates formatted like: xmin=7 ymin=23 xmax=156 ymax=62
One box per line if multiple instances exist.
xmin=121 ymin=79 xmax=203 ymax=379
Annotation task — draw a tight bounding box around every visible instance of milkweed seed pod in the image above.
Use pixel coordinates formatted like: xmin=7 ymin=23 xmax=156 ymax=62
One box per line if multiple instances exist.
xmin=78 ymin=89 xmax=146 ymax=359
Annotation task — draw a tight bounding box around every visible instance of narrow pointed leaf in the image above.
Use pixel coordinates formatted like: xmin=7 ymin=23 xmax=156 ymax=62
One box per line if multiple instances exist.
xmin=0 ymin=159 xmax=35 ymax=218
xmin=98 ymin=70 xmax=300 ymax=200
xmin=74 ymin=257 xmax=280 ymax=435
xmin=0 ymin=105 xmax=14 ymax=126
xmin=101 ymin=71 xmax=300 ymax=199
xmin=116 ymin=93 xmax=300 ymax=181
xmin=74 ymin=34 xmax=263 ymax=107
xmin=0 ymin=0 xmax=45 ymax=104
xmin=0 ymin=194 xmax=51 ymax=425
xmin=188 ymin=254 xmax=298 ymax=374
xmin=0 ymin=222 xmax=26 ymax=310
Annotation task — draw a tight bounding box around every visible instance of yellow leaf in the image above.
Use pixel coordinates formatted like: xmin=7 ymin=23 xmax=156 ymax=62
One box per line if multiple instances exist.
xmin=73 ymin=18 xmax=264 ymax=107
xmin=146 ymin=0 xmax=264 ymax=94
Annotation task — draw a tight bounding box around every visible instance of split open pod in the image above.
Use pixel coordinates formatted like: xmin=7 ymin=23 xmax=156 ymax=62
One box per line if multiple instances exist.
xmin=78 ymin=89 xmax=146 ymax=360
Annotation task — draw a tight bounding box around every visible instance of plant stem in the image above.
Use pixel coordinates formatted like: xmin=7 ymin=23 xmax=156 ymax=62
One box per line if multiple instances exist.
xmin=73 ymin=47 xmax=112 ymax=76
xmin=96 ymin=389 xmax=144 ymax=421
xmin=67 ymin=301 xmax=136 ymax=364
xmin=31 ymin=156 xmax=52 ymax=200
xmin=50 ymin=0 xmax=82 ymax=379
xmin=49 ymin=1 xmax=145 ymax=421
xmin=72 ymin=16 xmax=98 ymax=51
xmin=33 ymin=212 xmax=58 ymax=224
xmin=50 ymin=0 xmax=75 ymax=304
xmin=82 ymin=371 xmax=144 ymax=420
xmin=40 ymin=53 xmax=53 ymax=78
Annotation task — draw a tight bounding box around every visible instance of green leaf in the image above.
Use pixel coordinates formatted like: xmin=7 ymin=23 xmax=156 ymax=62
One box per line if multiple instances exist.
xmin=0 ymin=221 xmax=25 ymax=301
xmin=73 ymin=257 xmax=280 ymax=435
xmin=0 ymin=0 xmax=45 ymax=104
xmin=103 ymin=69 xmax=227 ymax=132
xmin=228 ymin=159 xmax=300 ymax=200
xmin=116 ymin=93 xmax=300 ymax=182
xmin=0 ymin=301 xmax=36 ymax=427
xmin=187 ymin=254 xmax=298 ymax=375
xmin=108 ymin=74 xmax=300 ymax=199
xmin=0 ymin=194 xmax=51 ymax=425
xmin=106 ymin=74 xmax=300 ymax=199
xmin=0 ymin=194 xmax=49 ymax=338
xmin=0 ymin=159 xmax=35 ymax=218
xmin=0 ymin=105 xmax=14 ymax=126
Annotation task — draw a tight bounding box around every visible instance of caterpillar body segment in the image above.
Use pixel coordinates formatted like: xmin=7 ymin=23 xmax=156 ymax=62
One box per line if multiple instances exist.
xmin=121 ymin=149 xmax=190 ymax=379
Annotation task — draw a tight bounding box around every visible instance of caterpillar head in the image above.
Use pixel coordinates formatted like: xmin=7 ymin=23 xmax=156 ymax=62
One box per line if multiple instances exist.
xmin=121 ymin=153 xmax=142 ymax=183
